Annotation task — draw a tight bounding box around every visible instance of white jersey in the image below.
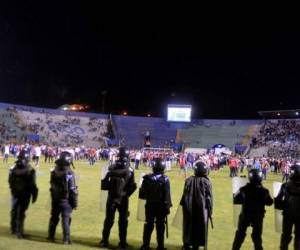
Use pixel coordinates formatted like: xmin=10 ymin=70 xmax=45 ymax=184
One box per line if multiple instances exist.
xmin=4 ymin=145 xmax=10 ymax=155
xmin=135 ymin=152 xmax=142 ymax=161
xmin=35 ymin=146 xmax=41 ymax=157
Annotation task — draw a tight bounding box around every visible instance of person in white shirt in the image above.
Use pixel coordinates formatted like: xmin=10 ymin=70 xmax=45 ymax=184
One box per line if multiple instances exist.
xmin=3 ymin=144 xmax=10 ymax=164
xmin=135 ymin=151 xmax=142 ymax=169
xmin=75 ymin=147 xmax=80 ymax=160
xmin=34 ymin=144 xmax=41 ymax=167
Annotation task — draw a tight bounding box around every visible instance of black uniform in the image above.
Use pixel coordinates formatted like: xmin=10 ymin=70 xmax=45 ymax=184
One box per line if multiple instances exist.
xmin=232 ymin=170 xmax=273 ymax=250
xmin=275 ymin=164 xmax=300 ymax=250
xmin=139 ymin=168 xmax=172 ymax=250
xmin=48 ymin=153 xmax=78 ymax=245
xmin=180 ymin=161 xmax=213 ymax=250
xmin=100 ymin=154 xmax=137 ymax=249
xmin=9 ymin=154 xmax=38 ymax=238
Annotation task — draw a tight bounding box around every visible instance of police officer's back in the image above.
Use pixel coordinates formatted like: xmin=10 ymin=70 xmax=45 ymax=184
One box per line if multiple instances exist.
xmin=275 ymin=164 xmax=300 ymax=250
xmin=100 ymin=147 xmax=137 ymax=249
xmin=180 ymin=161 xmax=213 ymax=250
xmin=232 ymin=169 xmax=273 ymax=250
xmin=139 ymin=159 xmax=172 ymax=250
xmin=48 ymin=151 xmax=78 ymax=245
xmin=9 ymin=150 xmax=38 ymax=238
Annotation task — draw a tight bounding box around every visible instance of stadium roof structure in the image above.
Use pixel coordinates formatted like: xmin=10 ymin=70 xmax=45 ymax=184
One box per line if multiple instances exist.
xmin=258 ymin=109 xmax=300 ymax=119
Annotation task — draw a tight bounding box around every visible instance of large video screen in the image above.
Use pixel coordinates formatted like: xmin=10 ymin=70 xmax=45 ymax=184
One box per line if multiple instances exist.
xmin=167 ymin=104 xmax=192 ymax=122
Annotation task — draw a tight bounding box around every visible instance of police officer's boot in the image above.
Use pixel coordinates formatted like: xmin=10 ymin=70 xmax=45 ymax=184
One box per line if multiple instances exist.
xmin=47 ymin=219 xmax=58 ymax=241
xmin=10 ymin=207 xmax=18 ymax=235
xmin=119 ymin=219 xmax=128 ymax=249
xmin=156 ymin=222 xmax=166 ymax=250
xmin=10 ymin=217 xmax=16 ymax=235
xmin=141 ymin=223 xmax=154 ymax=250
xmin=294 ymin=237 xmax=300 ymax=250
xmin=232 ymin=231 xmax=246 ymax=250
xmin=16 ymin=215 xmax=25 ymax=239
xmin=182 ymin=244 xmax=191 ymax=250
xmin=63 ymin=217 xmax=72 ymax=245
xmin=100 ymin=212 xmax=114 ymax=247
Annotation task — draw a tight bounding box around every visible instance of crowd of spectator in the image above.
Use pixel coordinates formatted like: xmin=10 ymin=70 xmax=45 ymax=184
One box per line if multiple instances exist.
xmin=251 ymin=119 xmax=300 ymax=159
xmin=0 ymin=106 xmax=112 ymax=147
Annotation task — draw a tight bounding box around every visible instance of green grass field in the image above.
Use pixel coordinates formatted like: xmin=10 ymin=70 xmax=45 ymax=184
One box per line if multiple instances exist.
xmin=0 ymin=159 xmax=290 ymax=250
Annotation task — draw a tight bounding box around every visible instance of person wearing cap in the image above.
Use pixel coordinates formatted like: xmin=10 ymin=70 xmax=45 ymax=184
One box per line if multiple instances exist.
xmin=139 ymin=158 xmax=172 ymax=250
xmin=275 ymin=164 xmax=300 ymax=250
xmin=9 ymin=149 xmax=38 ymax=238
xmin=180 ymin=161 xmax=213 ymax=250
xmin=231 ymin=169 xmax=273 ymax=250
xmin=47 ymin=151 xmax=78 ymax=245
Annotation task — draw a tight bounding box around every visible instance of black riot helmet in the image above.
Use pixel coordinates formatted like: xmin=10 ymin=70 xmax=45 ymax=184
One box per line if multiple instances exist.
xmin=248 ymin=168 xmax=263 ymax=185
xmin=55 ymin=151 xmax=73 ymax=168
xmin=289 ymin=164 xmax=300 ymax=182
xmin=194 ymin=161 xmax=208 ymax=177
xmin=16 ymin=149 xmax=30 ymax=166
xmin=152 ymin=158 xmax=165 ymax=173
xmin=115 ymin=147 xmax=129 ymax=169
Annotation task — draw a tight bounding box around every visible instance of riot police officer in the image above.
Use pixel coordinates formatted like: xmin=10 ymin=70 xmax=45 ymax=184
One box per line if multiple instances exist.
xmin=139 ymin=158 xmax=172 ymax=250
xmin=100 ymin=147 xmax=137 ymax=249
xmin=180 ymin=161 xmax=213 ymax=250
xmin=47 ymin=151 xmax=78 ymax=245
xmin=9 ymin=149 xmax=38 ymax=238
xmin=275 ymin=164 xmax=300 ymax=250
xmin=232 ymin=168 xmax=273 ymax=250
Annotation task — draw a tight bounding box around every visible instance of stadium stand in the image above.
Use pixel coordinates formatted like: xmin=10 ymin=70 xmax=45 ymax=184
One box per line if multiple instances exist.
xmin=177 ymin=124 xmax=253 ymax=149
xmin=250 ymin=119 xmax=300 ymax=158
xmin=113 ymin=115 xmax=177 ymax=148
xmin=1 ymin=102 xmax=300 ymax=158
xmin=0 ymin=103 xmax=110 ymax=147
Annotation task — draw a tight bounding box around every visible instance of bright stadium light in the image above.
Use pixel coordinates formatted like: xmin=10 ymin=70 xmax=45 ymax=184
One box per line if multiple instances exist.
xmin=167 ymin=104 xmax=192 ymax=122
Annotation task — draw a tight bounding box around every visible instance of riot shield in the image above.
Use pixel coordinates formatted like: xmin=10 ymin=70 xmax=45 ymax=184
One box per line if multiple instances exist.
xmin=232 ymin=177 xmax=248 ymax=227
xmin=172 ymin=204 xmax=183 ymax=230
xmin=137 ymin=173 xmax=146 ymax=221
xmin=99 ymin=165 xmax=109 ymax=212
xmin=273 ymin=182 xmax=283 ymax=233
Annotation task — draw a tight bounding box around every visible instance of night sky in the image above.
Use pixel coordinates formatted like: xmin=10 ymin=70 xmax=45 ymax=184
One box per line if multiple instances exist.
xmin=0 ymin=2 xmax=299 ymax=119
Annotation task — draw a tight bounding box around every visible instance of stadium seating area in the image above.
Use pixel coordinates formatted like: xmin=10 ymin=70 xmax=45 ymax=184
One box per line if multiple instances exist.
xmin=1 ymin=102 xmax=300 ymax=158
xmin=113 ymin=115 xmax=177 ymax=148
xmin=251 ymin=119 xmax=300 ymax=158
xmin=177 ymin=124 xmax=252 ymax=149
xmin=0 ymin=103 xmax=110 ymax=147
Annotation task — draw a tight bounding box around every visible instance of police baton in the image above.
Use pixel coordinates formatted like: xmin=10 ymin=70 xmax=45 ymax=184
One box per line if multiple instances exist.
xmin=165 ymin=216 xmax=169 ymax=239
xmin=209 ymin=214 xmax=214 ymax=229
